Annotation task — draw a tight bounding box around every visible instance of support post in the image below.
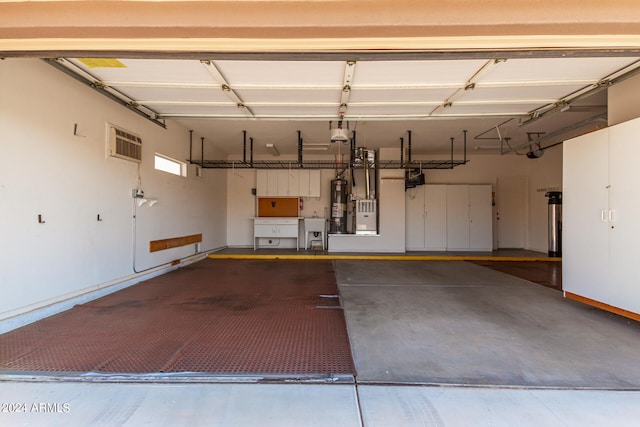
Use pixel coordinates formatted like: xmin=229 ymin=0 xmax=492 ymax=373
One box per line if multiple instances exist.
xmin=243 ymin=130 xmax=247 ymax=163
xmin=201 ymin=137 xmax=205 ymax=168
xmin=298 ymin=130 xmax=303 ymax=167
xmin=450 ymin=137 xmax=454 ymax=169
xmin=189 ymin=129 xmax=193 ymax=163
xmin=250 ymin=137 xmax=254 ymax=167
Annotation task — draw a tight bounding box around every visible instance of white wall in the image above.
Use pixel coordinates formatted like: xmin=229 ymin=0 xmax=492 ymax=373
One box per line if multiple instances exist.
xmin=226 ymin=156 xmax=334 ymax=247
xmin=0 ymin=59 xmax=227 ymax=324
xmin=226 ymin=168 xmax=257 ymax=247
xmin=608 ymin=72 xmax=640 ymax=126
xmin=225 ymin=147 xmax=562 ymax=253
xmin=422 ymin=148 xmax=563 ymax=253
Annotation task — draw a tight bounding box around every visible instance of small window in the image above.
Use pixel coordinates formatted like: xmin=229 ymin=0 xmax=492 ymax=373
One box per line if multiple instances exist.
xmin=155 ymin=153 xmax=186 ymax=177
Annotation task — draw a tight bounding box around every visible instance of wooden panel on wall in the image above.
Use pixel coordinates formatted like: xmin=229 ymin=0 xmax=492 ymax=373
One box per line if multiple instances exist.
xmin=257 ymin=197 xmax=299 ymax=217
xmin=149 ymin=233 xmax=202 ymax=253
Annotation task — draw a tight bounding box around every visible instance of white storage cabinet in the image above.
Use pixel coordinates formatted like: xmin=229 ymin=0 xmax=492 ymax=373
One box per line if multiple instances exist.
xmin=563 ymin=116 xmax=640 ymax=317
xmin=256 ymin=170 xmax=320 ymax=197
xmin=405 ymin=184 xmax=492 ymax=251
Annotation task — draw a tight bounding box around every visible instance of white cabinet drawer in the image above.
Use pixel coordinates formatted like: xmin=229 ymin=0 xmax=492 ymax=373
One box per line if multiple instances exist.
xmin=276 ymin=218 xmax=298 ymax=225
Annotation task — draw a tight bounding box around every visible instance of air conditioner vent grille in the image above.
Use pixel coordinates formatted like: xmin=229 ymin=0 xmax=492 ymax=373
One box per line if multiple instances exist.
xmin=108 ymin=124 xmax=142 ymax=162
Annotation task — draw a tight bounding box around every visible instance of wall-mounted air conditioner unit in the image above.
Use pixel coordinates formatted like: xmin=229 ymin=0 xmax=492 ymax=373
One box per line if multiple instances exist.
xmin=107 ymin=123 xmax=142 ymax=162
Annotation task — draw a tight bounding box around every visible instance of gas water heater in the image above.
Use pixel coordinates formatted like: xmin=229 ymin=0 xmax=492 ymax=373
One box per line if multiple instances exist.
xmin=330 ymin=179 xmax=348 ymax=233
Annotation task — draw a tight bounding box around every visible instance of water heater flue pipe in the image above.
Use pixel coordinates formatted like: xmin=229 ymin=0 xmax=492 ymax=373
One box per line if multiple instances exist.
xmin=364 ymin=150 xmax=371 ymax=199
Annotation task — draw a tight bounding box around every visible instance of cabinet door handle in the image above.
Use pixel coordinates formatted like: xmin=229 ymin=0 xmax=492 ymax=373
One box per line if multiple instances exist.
xmin=609 ymin=210 xmax=616 ymax=222
xmin=601 ymin=210 xmax=608 ymax=222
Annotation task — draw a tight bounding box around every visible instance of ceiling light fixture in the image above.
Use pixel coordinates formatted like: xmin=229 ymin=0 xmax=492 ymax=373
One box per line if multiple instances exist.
xmin=304 ymin=144 xmax=331 ymax=151
xmin=265 ymin=143 xmax=280 ymax=156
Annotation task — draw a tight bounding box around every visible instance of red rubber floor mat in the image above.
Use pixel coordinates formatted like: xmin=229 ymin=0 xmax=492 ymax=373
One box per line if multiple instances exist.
xmin=0 ymin=259 xmax=355 ymax=376
xmin=468 ymin=260 xmax=562 ymax=291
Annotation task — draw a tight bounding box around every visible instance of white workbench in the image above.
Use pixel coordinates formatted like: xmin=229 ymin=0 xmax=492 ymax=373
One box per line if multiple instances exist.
xmin=254 ymin=217 xmax=301 ymax=250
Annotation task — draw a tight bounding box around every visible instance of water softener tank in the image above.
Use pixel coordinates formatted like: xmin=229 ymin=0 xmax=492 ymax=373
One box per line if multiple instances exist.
xmin=330 ymin=179 xmax=348 ymax=233
xmin=546 ymin=191 xmax=562 ymax=257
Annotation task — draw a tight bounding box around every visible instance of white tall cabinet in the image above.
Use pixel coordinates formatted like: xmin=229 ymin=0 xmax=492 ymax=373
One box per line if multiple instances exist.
xmin=406 ymin=184 xmax=447 ymax=250
xmin=256 ymin=169 xmax=320 ymax=197
xmin=563 ymin=116 xmax=640 ymax=317
xmin=406 ymin=184 xmax=492 ymax=251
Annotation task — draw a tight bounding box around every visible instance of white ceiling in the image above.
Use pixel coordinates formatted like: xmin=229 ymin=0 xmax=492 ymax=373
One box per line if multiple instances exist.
xmin=59 ymin=55 xmax=640 ymax=158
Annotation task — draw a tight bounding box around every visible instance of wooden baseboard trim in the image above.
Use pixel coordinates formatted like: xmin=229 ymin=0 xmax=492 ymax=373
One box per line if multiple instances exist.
xmin=150 ymin=233 xmax=202 ymax=253
xmin=565 ymin=291 xmax=640 ymax=323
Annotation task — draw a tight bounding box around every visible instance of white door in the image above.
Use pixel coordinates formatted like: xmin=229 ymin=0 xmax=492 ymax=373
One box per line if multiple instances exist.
xmin=562 ymin=129 xmax=610 ymax=302
xmin=425 ymin=185 xmax=447 ymax=250
xmin=469 ymin=185 xmax=493 ymax=251
xmin=496 ymin=176 xmax=527 ymax=248
xmin=405 ymin=186 xmax=425 ymax=250
xmin=446 ymin=185 xmax=470 ymax=250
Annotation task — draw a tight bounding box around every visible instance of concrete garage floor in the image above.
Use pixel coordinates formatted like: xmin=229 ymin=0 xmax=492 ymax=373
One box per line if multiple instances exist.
xmin=336 ymin=260 xmax=640 ymax=388
xmin=3 ymin=258 xmax=640 ymax=426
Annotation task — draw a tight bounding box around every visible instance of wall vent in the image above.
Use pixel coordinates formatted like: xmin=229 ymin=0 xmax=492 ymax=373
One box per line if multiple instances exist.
xmin=108 ymin=123 xmax=142 ymax=162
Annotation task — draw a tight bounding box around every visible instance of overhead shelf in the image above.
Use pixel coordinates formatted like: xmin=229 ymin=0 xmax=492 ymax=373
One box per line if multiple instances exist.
xmin=192 ymin=159 xmax=468 ymax=169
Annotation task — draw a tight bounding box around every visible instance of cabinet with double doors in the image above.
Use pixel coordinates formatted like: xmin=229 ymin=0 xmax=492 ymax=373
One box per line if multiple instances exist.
xmin=563 ymin=116 xmax=640 ymax=317
xmin=406 ymin=184 xmax=492 ymax=251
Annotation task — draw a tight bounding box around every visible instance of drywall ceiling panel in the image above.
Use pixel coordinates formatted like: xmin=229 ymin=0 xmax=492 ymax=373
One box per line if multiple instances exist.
xmin=68 ymin=58 xmax=215 ymax=84
xmin=460 ymin=84 xmax=585 ymax=103
xmin=236 ymin=88 xmax=341 ymax=104
xmin=352 ymin=60 xmax=487 ymax=86
xmin=432 ymin=103 xmax=542 ymax=116
xmin=250 ymin=105 xmax=337 ymax=117
xmin=214 ymin=60 xmax=345 ymax=85
xmin=56 ymin=55 xmax=639 ymax=155
xmin=156 ymin=104 xmax=248 ymax=117
xmin=117 ymin=86 xmax=230 ymax=103
xmin=346 ymin=104 xmax=433 ymax=116
xmin=480 ymin=57 xmax=640 ymax=84
xmin=349 ymin=87 xmax=454 ymax=103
